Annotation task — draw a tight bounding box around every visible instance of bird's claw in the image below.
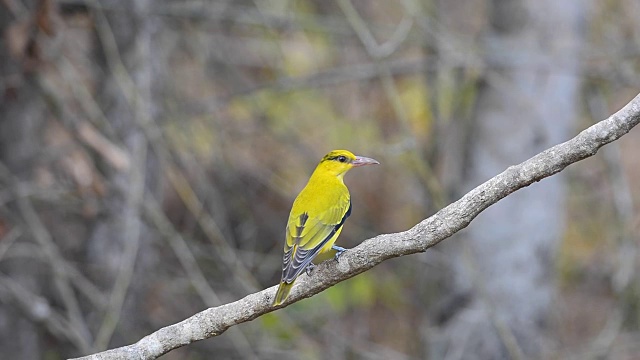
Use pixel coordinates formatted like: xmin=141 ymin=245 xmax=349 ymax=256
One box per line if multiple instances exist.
xmin=332 ymin=245 xmax=347 ymax=262
xmin=305 ymin=263 xmax=316 ymax=276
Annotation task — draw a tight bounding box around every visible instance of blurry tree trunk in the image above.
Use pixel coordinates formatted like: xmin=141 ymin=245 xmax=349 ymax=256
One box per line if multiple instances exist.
xmin=434 ymin=0 xmax=585 ymax=358
xmin=87 ymin=0 xmax=161 ymax=350
xmin=0 ymin=3 xmax=48 ymax=358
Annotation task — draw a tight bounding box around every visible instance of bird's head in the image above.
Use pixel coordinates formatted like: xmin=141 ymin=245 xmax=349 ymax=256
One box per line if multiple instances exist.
xmin=317 ymin=150 xmax=380 ymax=178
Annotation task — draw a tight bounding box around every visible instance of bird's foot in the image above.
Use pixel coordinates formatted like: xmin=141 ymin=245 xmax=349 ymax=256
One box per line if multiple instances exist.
xmin=332 ymin=245 xmax=347 ymax=262
xmin=305 ymin=263 xmax=316 ymax=276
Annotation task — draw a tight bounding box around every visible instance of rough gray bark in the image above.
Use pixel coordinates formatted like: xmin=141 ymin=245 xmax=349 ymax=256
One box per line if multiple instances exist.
xmin=71 ymin=93 xmax=640 ymax=360
xmin=435 ymin=0 xmax=586 ymax=358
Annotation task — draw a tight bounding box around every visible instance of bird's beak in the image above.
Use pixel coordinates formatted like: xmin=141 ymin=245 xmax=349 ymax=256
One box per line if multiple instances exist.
xmin=352 ymin=156 xmax=380 ymax=167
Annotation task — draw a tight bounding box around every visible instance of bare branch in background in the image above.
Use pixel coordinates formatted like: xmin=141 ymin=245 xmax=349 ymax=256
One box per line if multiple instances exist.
xmin=72 ymin=93 xmax=640 ymax=360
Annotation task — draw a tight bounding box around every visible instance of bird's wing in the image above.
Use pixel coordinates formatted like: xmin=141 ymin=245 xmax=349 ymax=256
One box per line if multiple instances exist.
xmin=281 ymin=196 xmax=351 ymax=283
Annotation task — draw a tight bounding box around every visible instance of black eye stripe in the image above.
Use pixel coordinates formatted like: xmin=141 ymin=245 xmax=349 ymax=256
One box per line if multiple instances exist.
xmin=323 ymin=154 xmax=351 ymax=163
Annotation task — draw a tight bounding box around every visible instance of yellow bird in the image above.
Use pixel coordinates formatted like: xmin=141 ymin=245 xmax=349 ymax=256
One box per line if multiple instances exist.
xmin=273 ymin=149 xmax=379 ymax=306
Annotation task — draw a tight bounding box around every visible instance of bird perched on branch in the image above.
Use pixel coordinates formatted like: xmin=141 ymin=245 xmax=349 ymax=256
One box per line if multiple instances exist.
xmin=273 ymin=149 xmax=379 ymax=306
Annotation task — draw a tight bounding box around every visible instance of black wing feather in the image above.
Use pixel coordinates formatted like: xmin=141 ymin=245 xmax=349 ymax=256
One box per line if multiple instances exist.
xmin=281 ymin=201 xmax=352 ymax=283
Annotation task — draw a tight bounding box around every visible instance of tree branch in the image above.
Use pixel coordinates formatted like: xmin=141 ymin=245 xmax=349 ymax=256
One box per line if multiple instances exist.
xmin=72 ymin=93 xmax=640 ymax=360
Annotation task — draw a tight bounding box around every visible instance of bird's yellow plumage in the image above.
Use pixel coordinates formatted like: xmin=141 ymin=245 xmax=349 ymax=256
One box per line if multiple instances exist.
xmin=273 ymin=150 xmax=379 ymax=306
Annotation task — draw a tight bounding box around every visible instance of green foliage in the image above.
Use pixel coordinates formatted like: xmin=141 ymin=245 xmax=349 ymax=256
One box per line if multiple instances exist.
xmin=260 ymin=312 xmax=296 ymax=341
xmin=322 ymin=272 xmax=378 ymax=312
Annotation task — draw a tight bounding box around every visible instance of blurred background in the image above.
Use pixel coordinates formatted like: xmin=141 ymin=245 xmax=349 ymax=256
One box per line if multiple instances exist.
xmin=1 ymin=0 xmax=639 ymax=359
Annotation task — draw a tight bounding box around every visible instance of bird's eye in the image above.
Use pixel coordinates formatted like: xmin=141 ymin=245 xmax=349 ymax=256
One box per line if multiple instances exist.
xmin=337 ymin=156 xmax=347 ymax=163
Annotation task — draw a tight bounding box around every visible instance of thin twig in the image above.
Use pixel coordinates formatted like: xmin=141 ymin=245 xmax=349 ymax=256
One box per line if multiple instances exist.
xmin=4 ymin=169 xmax=93 ymax=352
xmin=0 ymin=227 xmax=21 ymax=262
xmin=337 ymin=0 xmax=446 ymax=208
xmin=1 ymin=242 xmax=107 ymax=309
xmin=0 ymin=274 xmax=84 ymax=347
xmin=93 ymin=134 xmax=147 ymax=350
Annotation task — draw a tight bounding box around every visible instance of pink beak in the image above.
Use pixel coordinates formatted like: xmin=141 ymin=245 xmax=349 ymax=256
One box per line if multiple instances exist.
xmin=352 ymin=156 xmax=380 ymax=167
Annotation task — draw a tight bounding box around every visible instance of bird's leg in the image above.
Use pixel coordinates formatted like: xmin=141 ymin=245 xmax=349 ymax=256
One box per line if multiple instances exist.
xmin=332 ymin=245 xmax=347 ymax=262
xmin=305 ymin=263 xmax=316 ymax=276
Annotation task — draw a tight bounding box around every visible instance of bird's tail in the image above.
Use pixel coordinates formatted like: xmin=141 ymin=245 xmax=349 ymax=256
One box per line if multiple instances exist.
xmin=273 ymin=282 xmax=293 ymax=306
